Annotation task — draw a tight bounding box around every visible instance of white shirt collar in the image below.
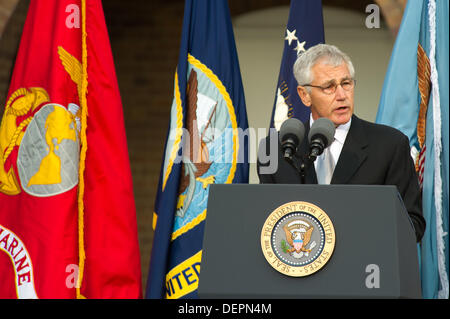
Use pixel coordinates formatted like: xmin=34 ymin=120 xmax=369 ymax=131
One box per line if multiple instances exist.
xmin=309 ymin=115 xmax=351 ymax=145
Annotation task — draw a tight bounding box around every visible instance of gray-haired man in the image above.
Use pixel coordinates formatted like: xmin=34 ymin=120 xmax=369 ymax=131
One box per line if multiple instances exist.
xmin=258 ymin=44 xmax=426 ymax=242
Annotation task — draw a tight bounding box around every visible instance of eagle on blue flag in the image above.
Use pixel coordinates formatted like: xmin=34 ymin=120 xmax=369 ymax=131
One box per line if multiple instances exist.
xmin=146 ymin=0 xmax=249 ymax=299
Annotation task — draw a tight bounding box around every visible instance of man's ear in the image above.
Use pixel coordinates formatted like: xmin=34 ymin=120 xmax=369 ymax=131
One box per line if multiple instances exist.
xmin=297 ymin=86 xmax=311 ymax=107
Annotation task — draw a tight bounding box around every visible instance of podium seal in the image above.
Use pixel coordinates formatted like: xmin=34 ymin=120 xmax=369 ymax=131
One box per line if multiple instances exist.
xmin=261 ymin=201 xmax=335 ymax=277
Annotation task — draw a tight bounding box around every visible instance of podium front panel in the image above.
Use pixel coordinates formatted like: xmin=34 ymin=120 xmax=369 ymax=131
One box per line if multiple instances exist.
xmin=198 ymin=184 xmax=420 ymax=299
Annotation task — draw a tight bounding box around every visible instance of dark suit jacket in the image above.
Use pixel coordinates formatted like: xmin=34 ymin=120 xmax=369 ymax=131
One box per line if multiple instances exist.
xmin=257 ymin=115 xmax=426 ymax=242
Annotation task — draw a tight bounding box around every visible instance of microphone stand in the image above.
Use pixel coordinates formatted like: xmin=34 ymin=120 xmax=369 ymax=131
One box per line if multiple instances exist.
xmin=299 ymin=162 xmax=307 ymax=184
xmin=283 ymin=135 xmax=323 ymax=184
xmin=285 ymin=154 xmax=315 ymax=185
xmin=300 ymin=154 xmax=316 ymax=184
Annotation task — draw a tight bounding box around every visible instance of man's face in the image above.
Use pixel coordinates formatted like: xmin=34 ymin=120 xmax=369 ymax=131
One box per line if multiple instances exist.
xmin=297 ymin=61 xmax=354 ymax=126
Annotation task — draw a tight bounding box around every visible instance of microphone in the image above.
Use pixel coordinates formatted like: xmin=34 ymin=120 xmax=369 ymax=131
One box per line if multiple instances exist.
xmin=308 ymin=117 xmax=335 ymax=161
xmin=279 ymin=118 xmax=305 ymax=161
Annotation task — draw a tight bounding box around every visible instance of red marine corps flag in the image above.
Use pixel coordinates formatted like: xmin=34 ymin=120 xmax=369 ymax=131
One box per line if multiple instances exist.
xmin=0 ymin=0 xmax=142 ymax=298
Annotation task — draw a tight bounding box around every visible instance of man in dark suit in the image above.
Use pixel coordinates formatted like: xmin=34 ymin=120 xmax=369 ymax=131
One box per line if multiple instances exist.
xmin=258 ymin=44 xmax=425 ymax=242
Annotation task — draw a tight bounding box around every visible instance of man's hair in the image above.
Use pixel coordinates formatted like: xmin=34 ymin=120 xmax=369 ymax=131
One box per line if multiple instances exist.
xmin=293 ymin=44 xmax=355 ymax=88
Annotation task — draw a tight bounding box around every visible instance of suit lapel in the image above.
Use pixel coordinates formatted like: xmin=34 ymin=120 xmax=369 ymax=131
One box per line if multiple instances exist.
xmin=331 ymin=115 xmax=368 ymax=184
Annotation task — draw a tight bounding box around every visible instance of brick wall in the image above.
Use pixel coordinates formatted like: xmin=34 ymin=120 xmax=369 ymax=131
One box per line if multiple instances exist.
xmin=0 ymin=0 xmax=27 ymax=109
xmin=0 ymin=0 xmax=19 ymax=37
xmin=103 ymin=0 xmax=185 ymax=293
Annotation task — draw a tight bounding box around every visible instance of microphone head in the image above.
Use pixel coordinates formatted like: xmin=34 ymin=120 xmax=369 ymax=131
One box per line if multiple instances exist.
xmin=279 ymin=118 xmax=305 ymax=146
xmin=308 ymin=117 xmax=335 ymax=148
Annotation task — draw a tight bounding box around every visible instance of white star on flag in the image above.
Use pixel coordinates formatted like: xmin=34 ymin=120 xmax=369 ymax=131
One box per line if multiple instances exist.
xmin=285 ymin=29 xmax=298 ymax=45
xmin=295 ymin=40 xmax=306 ymax=54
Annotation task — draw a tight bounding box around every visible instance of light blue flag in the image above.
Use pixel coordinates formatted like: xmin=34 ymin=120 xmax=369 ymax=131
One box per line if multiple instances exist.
xmin=376 ymin=0 xmax=448 ymax=299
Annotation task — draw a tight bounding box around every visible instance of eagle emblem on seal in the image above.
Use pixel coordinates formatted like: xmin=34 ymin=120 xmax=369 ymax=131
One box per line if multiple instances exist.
xmin=282 ymin=219 xmax=316 ymax=258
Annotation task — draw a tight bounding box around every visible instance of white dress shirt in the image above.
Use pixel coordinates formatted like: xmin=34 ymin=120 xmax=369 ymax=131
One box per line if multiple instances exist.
xmin=310 ymin=115 xmax=352 ymax=183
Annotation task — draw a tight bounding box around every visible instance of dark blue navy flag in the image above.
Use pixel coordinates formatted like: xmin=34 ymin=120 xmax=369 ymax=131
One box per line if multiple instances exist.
xmin=146 ymin=0 xmax=249 ymax=299
xmin=270 ymin=0 xmax=325 ymax=129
